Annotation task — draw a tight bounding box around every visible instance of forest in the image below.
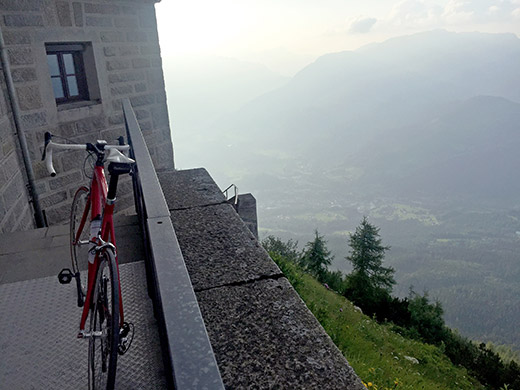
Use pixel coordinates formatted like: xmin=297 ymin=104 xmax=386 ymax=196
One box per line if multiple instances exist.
xmin=262 ymin=219 xmax=520 ymax=389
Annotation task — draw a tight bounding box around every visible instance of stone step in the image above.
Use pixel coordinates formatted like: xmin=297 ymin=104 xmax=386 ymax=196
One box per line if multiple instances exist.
xmin=0 ymin=214 xmax=143 ymax=284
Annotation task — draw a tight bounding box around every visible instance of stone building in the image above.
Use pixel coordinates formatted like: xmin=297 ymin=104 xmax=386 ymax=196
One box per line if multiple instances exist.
xmin=0 ymin=0 xmax=173 ymax=233
xmin=0 ymin=3 xmax=367 ymax=389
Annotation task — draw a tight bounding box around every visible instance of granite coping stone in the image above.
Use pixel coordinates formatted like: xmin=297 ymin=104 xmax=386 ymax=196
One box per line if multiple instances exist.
xmin=158 ymin=168 xmax=227 ymax=210
xmin=160 ymin=168 xmax=281 ymax=291
xmin=197 ymin=278 xmax=364 ymax=390
xmin=170 ymin=203 xmax=281 ymax=291
xmin=162 ymin=168 xmax=364 ymax=389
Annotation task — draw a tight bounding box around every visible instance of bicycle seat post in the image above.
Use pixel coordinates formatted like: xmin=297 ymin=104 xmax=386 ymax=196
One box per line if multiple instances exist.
xmin=107 ymin=161 xmax=133 ymax=204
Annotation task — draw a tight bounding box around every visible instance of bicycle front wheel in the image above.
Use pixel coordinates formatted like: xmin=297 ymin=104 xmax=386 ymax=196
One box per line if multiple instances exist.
xmin=70 ymin=186 xmax=90 ymax=299
xmin=88 ymin=248 xmax=120 ymax=390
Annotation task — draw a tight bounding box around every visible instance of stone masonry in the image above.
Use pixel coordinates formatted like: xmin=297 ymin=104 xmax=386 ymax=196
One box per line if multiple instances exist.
xmin=158 ymin=168 xmax=365 ymax=389
xmin=0 ymin=62 xmax=35 ymax=233
xmin=0 ymin=0 xmax=173 ymax=228
xmin=234 ymin=193 xmax=259 ymax=238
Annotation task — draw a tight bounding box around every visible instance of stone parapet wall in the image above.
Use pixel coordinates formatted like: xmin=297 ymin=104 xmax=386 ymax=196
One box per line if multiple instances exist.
xmin=158 ymin=168 xmax=364 ymax=389
xmin=0 ymin=0 xmax=173 ymax=226
xmin=0 ymin=63 xmax=35 ymax=233
xmin=234 ymin=193 xmax=258 ymax=238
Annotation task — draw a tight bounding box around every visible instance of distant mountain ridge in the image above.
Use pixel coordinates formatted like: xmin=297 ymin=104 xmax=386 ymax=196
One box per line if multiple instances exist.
xmin=194 ymin=30 xmax=520 ymax=349
xmin=355 ymin=95 xmax=520 ymax=201
xmin=206 ymin=30 xmax=520 ymax=203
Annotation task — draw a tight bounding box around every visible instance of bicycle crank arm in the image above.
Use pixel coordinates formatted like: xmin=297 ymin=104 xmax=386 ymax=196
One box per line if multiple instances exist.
xmin=74 ymin=272 xmax=85 ymax=307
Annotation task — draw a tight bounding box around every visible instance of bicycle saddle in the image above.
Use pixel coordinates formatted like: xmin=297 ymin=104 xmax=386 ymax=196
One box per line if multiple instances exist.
xmin=106 ymin=148 xmax=135 ymax=164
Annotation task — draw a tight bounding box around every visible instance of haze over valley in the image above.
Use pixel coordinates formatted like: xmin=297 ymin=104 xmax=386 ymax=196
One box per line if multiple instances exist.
xmin=160 ymin=26 xmax=520 ymax=351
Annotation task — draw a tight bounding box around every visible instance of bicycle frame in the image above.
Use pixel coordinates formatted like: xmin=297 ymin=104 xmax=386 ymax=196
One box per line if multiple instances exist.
xmin=78 ymin=164 xmax=125 ymax=332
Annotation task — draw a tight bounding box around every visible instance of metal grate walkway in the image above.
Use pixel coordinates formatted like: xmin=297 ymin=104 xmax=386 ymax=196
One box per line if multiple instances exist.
xmin=0 ymin=217 xmax=167 ymax=390
xmin=0 ymin=261 xmax=167 ymax=389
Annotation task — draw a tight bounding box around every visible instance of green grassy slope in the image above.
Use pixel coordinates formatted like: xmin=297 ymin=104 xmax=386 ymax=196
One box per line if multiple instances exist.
xmin=271 ymin=254 xmax=485 ymax=390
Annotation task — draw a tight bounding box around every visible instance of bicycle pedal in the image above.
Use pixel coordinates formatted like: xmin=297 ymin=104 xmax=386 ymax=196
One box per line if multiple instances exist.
xmin=57 ymin=268 xmax=74 ymax=284
xmin=118 ymin=322 xmax=134 ymax=356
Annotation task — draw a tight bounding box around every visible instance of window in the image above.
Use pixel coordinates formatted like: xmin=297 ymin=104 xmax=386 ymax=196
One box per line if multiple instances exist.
xmin=46 ymin=43 xmax=90 ymax=104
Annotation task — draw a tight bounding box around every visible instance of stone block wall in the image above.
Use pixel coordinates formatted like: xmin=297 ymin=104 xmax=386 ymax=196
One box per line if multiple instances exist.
xmin=0 ymin=66 xmax=35 ymax=233
xmin=0 ymin=0 xmax=173 ymax=226
xmin=234 ymin=193 xmax=258 ymax=239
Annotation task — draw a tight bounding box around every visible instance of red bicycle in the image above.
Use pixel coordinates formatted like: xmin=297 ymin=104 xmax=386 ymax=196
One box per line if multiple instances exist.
xmin=43 ymin=132 xmax=135 ymax=390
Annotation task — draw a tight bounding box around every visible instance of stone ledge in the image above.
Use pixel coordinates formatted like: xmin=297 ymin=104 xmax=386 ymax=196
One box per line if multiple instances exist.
xmin=158 ymin=168 xmax=226 ymax=210
xmin=161 ymin=168 xmax=364 ymax=389
xmin=197 ymin=278 xmax=364 ymax=390
xmin=170 ymin=203 xmax=280 ymax=291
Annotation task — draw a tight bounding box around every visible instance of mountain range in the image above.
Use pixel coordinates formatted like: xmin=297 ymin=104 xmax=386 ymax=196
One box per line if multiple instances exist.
xmin=203 ymin=31 xmax=520 ymax=198
xmin=169 ymin=30 xmax=520 ymax=349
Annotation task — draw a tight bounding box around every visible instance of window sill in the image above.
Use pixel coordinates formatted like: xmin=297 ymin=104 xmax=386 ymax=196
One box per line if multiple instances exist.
xmin=56 ymin=99 xmax=103 ymax=123
xmin=57 ymin=99 xmax=101 ymax=112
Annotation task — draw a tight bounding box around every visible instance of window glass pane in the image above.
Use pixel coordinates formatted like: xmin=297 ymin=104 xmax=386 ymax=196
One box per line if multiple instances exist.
xmin=47 ymin=54 xmax=60 ymax=76
xmin=45 ymin=42 xmax=92 ymax=104
xmin=51 ymin=77 xmax=65 ymax=98
xmin=67 ymin=76 xmax=79 ymax=96
xmin=63 ymin=53 xmax=75 ymax=75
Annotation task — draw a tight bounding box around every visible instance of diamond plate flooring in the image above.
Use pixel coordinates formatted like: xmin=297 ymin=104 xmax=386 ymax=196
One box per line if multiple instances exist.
xmin=0 ymin=261 xmax=167 ymax=390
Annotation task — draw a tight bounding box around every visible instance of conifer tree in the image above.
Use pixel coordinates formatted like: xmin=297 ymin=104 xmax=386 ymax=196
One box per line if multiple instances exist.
xmin=301 ymin=229 xmax=334 ymax=281
xmin=261 ymin=235 xmax=299 ymax=263
xmin=345 ymin=216 xmax=395 ymax=305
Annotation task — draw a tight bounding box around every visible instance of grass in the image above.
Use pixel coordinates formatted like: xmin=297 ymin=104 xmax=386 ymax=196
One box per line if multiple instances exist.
xmin=272 ymin=254 xmax=485 ymax=390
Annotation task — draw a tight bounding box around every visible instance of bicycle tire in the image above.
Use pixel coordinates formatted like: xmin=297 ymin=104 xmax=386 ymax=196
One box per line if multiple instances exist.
xmin=70 ymin=186 xmax=90 ymax=300
xmin=88 ymin=248 xmax=120 ymax=390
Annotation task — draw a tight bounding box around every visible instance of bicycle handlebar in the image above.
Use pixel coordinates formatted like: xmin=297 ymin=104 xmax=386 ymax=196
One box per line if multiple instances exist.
xmin=42 ymin=132 xmax=130 ymax=177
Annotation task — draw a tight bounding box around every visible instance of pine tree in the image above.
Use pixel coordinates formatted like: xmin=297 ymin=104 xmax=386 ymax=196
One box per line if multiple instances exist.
xmin=301 ymin=229 xmax=334 ymax=281
xmin=261 ymin=235 xmax=299 ymax=263
xmin=345 ymin=216 xmax=395 ymax=305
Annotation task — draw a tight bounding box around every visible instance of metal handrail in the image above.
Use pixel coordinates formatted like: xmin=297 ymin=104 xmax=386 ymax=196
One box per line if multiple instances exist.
xmin=123 ymin=98 xmax=224 ymax=389
xmin=223 ymin=184 xmax=238 ymax=205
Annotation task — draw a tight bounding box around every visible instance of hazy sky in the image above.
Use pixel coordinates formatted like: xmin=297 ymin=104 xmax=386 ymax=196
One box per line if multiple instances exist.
xmin=156 ymin=0 xmax=520 ymax=75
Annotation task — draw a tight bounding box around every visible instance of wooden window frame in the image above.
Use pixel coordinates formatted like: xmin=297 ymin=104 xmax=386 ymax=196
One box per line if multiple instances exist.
xmin=46 ymin=43 xmax=90 ymax=104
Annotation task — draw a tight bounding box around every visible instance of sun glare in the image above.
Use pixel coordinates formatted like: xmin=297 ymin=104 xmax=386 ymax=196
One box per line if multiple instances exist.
xmin=155 ymin=0 xmax=520 ymax=74
xmin=156 ymin=1 xmax=255 ymax=57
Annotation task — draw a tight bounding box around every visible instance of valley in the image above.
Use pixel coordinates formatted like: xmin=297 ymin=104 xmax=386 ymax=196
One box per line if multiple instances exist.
xmin=169 ymin=29 xmax=520 ymax=352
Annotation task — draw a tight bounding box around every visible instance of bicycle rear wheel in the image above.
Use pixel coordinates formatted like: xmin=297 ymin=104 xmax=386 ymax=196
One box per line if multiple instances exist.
xmin=88 ymin=248 xmax=120 ymax=390
xmin=70 ymin=186 xmax=90 ymax=300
